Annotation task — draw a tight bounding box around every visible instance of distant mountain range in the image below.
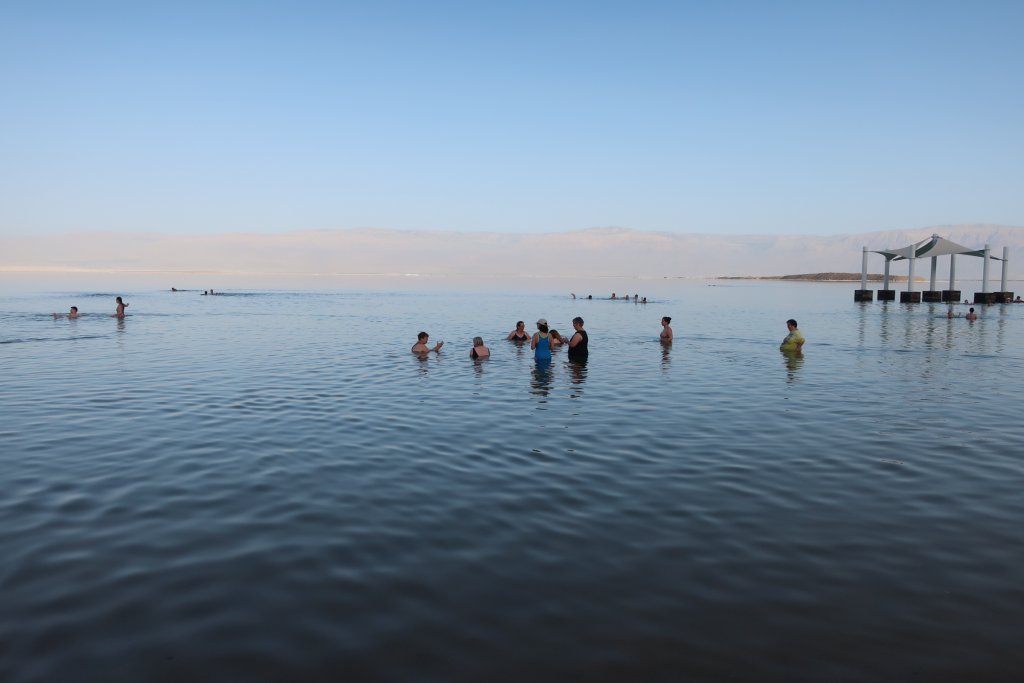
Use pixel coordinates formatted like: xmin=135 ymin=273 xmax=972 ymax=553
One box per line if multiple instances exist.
xmin=2 ymin=224 xmax=1022 ymax=279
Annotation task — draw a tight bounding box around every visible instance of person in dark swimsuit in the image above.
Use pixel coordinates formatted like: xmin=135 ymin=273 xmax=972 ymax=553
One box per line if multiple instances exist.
xmin=470 ymin=337 xmax=490 ymax=359
xmin=507 ymin=321 xmax=529 ymax=341
xmin=568 ymin=316 xmax=588 ymax=363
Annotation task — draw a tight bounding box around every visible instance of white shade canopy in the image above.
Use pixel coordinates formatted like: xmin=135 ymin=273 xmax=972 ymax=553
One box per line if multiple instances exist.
xmin=873 ymin=235 xmax=1002 ymax=261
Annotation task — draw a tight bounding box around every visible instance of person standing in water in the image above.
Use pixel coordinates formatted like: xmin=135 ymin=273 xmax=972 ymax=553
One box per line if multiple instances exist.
xmin=660 ymin=316 xmax=673 ymax=343
xmin=114 ymin=297 xmax=128 ymax=318
xmin=568 ymin=316 xmax=588 ymax=363
xmin=531 ymin=319 xmax=551 ymax=363
xmin=470 ymin=337 xmax=490 ymax=359
xmin=779 ymin=318 xmax=804 ymax=352
xmin=412 ymin=332 xmax=444 ymax=354
xmin=507 ymin=321 xmax=529 ymax=341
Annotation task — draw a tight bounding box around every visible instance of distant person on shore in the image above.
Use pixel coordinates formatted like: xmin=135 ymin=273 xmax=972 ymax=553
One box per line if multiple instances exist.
xmin=171 ymin=287 xmax=178 ymax=292
xmin=412 ymin=332 xmax=443 ymax=354
xmin=963 ymin=299 xmax=969 ymax=304
xmin=114 ymin=297 xmax=128 ymax=318
xmin=610 ymin=292 xmax=618 ymax=300
xmin=568 ymin=316 xmax=588 ymax=363
xmin=779 ymin=318 xmax=804 ymax=352
xmin=571 ymin=293 xmax=576 ymax=299
xmin=54 ymin=306 xmax=79 ymax=319
xmin=660 ymin=316 xmax=673 ymax=343
xmin=1015 ymin=296 xmax=1022 ymax=303
xmin=507 ymin=321 xmax=529 ymax=341
xmin=470 ymin=337 xmax=490 ymax=359
xmin=641 ymin=297 xmax=647 ymax=304
xmin=587 ymin=295 xmax=592 ymax=300
xmin=202 ymin=290 xmax=209 ymax=295
xmin=532 ymin=319 xmax=552 ymax=363
xmin=966 ymin=308 xmax=977 ymax=321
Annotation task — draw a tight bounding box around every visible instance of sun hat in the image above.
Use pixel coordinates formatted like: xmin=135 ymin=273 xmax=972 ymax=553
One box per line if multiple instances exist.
xmin=536 ymin=318 xmax=547 ymax=326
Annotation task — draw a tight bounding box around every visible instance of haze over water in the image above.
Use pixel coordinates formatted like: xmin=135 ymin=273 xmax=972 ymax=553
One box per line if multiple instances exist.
xmin=2 ymin=276 xmax=1023 ymax=682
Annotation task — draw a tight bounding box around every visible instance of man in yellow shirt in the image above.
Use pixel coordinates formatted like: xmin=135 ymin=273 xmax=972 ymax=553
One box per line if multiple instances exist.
xmin=780 ymin=319 xmax=805 ymax=352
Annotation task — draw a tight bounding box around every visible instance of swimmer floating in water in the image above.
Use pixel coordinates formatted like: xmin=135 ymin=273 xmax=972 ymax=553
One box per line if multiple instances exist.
xmin=53 ymin=306 xmax=79 ymax=319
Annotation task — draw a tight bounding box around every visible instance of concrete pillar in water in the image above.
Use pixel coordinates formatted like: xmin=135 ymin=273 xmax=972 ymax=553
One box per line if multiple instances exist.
xmin=982 ymin=244 xmax=991 ymax=293
xmin=854 ymin=246 xmax=873 ymax=300
xmin=883 ymin=259 xmax=891 ymax=289
xmin=907 ymin=243 xmax=916 ymax=293
xmin=901 ymin=243 xmax=920 ymax=302
xmin=943 ymin=254 xmax=960 ymax=302
xmin=1001 ymin=246 xmax=1009 ymax=293
xmin=860 ymin=247 xmax=868 ymax=290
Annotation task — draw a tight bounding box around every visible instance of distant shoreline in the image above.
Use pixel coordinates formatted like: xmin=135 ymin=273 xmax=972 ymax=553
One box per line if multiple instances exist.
xmin=718 ymin=272 xmax=919 ymax=282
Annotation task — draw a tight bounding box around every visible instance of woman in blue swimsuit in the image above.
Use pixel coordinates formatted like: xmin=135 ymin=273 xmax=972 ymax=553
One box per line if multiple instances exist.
xmin=531 ymin=318 xmax=552 ymax=363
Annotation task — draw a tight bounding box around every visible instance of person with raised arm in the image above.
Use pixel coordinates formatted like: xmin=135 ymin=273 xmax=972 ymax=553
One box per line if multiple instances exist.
xmin=412 ymin=331 xmax=444 ymax=354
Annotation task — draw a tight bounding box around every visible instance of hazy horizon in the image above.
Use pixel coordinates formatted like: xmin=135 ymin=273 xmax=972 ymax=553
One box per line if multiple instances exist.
xmin=3 ymin=224 xmax=1022 ymax=283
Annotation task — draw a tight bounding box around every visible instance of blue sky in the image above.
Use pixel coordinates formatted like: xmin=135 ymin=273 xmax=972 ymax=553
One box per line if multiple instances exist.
xmin=1 ymin=0 xmax=1021 ymax=236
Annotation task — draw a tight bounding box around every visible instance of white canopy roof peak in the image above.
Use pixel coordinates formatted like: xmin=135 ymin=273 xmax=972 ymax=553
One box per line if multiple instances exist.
xmin=872 ymin=234 xmax=1003 ymax=261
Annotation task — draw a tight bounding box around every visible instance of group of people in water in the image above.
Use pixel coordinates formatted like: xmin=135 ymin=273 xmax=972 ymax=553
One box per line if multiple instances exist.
xmin=414 ymin=315 xmax=803 ymax=361
xmin=571 ymin=292 xmax=649 ymax=303
xmin=414 ymin=317 xmax=592 ymax=363
xmin=53 ymin=297 xmax=128 ymax=319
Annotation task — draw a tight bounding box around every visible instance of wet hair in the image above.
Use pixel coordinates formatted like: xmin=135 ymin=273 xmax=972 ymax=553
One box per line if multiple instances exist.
xmin=418 ymin=331 xmax=429 ymax=341
xmin=70 ymin=306 xmax=78 ymax=312
xmin=516 ymin=320 xmax=524 ymax=327
xmin=573 ymin=316 xmax=584 ymax=326
xmin=662 ymin=316 xmax=671 ymax=324
xmin=969 ymin=308 xmax=975 ymax=313
xmin=549 ymin=330 xmax=560 ymax=341
xmin=116 ymin=296 xmax=124 ymax=304
xmin=473 ymin=336 xmax=483 ymax=346
xmin=787 ymin=319 xmax=797 ymax=328
xmin=538 ymin=322 xmax=548 ymax=333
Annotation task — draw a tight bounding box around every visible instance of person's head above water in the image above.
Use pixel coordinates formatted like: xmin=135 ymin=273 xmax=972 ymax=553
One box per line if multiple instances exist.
xmin=573 ymin=316 xmax=584 ymax=328
xmin=473 ymin=336 xmax=484 ymax=347
xmin=418 ymin=331 xmax=429 ymax=341
xmin=662 ymin=316 xmax=671 ymax=325
xmin=787 ymin=318 xmax=798 ymax=329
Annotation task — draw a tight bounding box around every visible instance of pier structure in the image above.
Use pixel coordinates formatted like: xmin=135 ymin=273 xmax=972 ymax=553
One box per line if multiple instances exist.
xmin=855 ymin=235 xmax=1012 ymax=303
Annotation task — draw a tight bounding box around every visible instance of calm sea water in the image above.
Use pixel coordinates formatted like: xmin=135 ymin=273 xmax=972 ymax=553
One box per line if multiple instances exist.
xmin=2 ymin=275 xmax=1023 ymax=682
